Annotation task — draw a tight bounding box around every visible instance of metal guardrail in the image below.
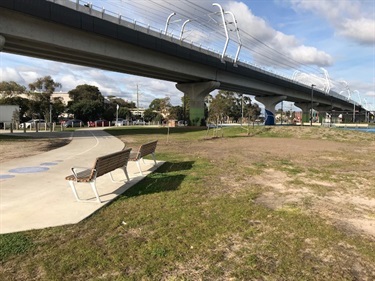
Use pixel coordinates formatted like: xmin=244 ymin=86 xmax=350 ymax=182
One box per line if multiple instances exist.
xmin=45 ymin=0 xmax=365 ymax=108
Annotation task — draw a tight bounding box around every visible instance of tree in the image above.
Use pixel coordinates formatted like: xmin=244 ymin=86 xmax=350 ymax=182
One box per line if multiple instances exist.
xmin=28 ymin=76 xmax=61 ymax=94
xmin=0 ymin=81 xmax=29 ymax=121
xmin=118 ymin=107 xmax=133 ymax=121
xmin=161 ymin=97 xmax=172 ymax=119
xmin=0 ymin=81 xmax=27 ymax=98
xmin=246 ymin=102 xmax=261 ymax=126
xmin=148 ymin=97 xmax=172 ymax=121
xmin=68 ymin=84 xmax=103 ymax=103
xmin=169 ymin=105 xmax=184 ymax=120
xmin=143 ymin=108 xmax=157 ymax=122
xmin=181 ymin=94 xmax=190 ymax=123
xmin=149 ymin=98 xmax=163 ymax=111
xmin=107 ymin=96 xmax=136 ymax=108
xmin=51 ymin=96 xmax=66 ymax=122
xmin=67 ymin=85 xmax=105 ymax=122
xmin=207 ymin=91 xmax=231 ymax=125
xmin=207 ymin=91 xmax=260 ymax=125
xmin=28 ymin=76 xmax=62 ymax=122
xmin=69 ymin=100 xmax=105 ymax=122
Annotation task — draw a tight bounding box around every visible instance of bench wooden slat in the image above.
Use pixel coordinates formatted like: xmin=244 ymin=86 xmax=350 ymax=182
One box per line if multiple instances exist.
xmin=65 ymin=169 xmax=93 ymax=182
xmin=65 ymin=148 xmax=132 ymax=203
xmin=129 ymin=140 xmax=158 ymax=175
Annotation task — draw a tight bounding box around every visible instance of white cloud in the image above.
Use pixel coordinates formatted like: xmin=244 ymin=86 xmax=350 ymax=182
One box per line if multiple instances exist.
xmin=290 ymin=45 xmax=332 ymax=66
xmin=1 ymin=53 xmax=183 ymax=107
xmin=1 ymin=67 xmax=25 ymax=84
xmin=225 ymin=1 xmax=333 ymax=68
xmin=340 ymin=18 xmax=375 ymax=45
xmin=287 ymin=0 xmax=375 ymax=45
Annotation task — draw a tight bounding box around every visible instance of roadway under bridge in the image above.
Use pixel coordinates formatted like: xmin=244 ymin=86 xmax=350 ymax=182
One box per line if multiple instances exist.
xmin=0 ymin=0 xmax=362 ymax=125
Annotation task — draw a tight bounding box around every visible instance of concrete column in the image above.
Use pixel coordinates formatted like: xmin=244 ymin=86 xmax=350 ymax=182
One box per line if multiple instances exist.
xmin=0 ymin=35 xmax=5 ymax=51
xmin=176 ymin=81 xmax=220 ymax=126
xmin=255 ymin=95 xmax=286 ymax=125
xmin=294 ymin=102 xmax=311 ymax=123
xmin=295 ymin=102 xmax=320 ymax=123
xmin=315 ymin=105 xmax=332 ymax=124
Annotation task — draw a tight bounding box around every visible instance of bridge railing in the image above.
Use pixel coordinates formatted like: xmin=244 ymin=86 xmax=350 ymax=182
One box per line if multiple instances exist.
xmin=47 ymin=0 xmax=358 ymax=107
xmin=48 ymin=0 xmax=223 ymax=60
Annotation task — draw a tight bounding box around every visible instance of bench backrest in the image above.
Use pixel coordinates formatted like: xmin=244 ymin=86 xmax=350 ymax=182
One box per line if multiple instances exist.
xmin=94 ymin=148 xmax=132 ymax=178
xmin=137 ymin=140 xmax=158 ymax=159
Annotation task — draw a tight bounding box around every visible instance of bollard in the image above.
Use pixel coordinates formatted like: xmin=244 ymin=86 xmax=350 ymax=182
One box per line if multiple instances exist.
xmin=23 ymin=123 xmax=26 ymax=133
xmin=10 ymin=123 xmax=13 ymax=133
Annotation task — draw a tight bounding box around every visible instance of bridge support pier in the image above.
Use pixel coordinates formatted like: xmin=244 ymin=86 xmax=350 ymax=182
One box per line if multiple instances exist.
xmin=295 ymin=103 xmax=311 ymax=123
xmin=0 ymin=35 xmax=5 ymax=51
xmin=255 ymin=95 xmax=286 ymax=125
xmin=315 ymin=105 xmax=333 ymax=124
xmin=295 ymin=102 xmax=320 ymax=123
xmin=176 ymin=81 xmax=220 ymax=126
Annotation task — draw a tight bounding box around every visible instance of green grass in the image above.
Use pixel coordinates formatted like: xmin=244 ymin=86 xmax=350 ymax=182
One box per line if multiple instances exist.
xmin=1 ymin=126 xmax=375 ymax=280
xmin=0 ymin=233 xmax=34 ymax=262
xmin=0 ymin=134 xmax=32 ymax=141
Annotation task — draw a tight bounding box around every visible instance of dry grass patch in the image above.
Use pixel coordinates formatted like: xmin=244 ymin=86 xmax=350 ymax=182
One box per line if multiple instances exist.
xmin=1 ymin=126 xmax=375 ymax=280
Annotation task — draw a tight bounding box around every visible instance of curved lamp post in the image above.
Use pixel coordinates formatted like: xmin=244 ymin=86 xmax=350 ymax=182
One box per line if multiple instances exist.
xmin=179 ymin=19 xmax=192 ymax=41
xmin=213 ymin=3 xmax=229 ymax=63
xmin=164 ymin=12 xmax=176 ymax=35
xmin=224 ymin=11 xmax=242 ymax=66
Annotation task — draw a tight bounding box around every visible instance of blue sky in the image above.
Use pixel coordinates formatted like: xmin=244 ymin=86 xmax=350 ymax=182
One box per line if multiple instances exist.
xmin=1 ymin=0 xmax=374 ymax=110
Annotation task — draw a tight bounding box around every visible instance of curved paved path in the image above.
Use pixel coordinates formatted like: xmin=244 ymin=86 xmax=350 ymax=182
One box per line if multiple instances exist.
xmin=0 ymin=128 xmax=162 ymax=234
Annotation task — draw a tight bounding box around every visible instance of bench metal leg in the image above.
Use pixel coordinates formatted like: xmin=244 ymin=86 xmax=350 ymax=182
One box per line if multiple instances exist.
xmin=108 ymin=167 xmax=130 ymax=182
xmin=136 ymin=160 xmax=143 ymax=176
xmin=151 ymin=152 xmax=157 ymax=165
xmin=123 ymin=167 xmax=130 ymax=181
xmin=68 ymin=180 xmax=101 ymax=203
xmin=90 ymin=182 xmax=102 ymax=203
xmin=68 ymin=181 xmax=82 ymax=202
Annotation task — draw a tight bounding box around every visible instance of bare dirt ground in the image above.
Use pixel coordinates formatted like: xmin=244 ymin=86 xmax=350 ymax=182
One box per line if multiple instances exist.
xmin=154 ymin=126 xmax=375 ymax=241
xmin=0 ymin=138 xmax=71 ymax=164
xmin=203 ymin=136 xmax=375 ymax=239
xmin=1 ymin=127 xmax=374 ymax=240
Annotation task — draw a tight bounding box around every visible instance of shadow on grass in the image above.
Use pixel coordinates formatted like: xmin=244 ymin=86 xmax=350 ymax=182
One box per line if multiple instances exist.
xmin=155 ymin=161 xmax=194 ymax=173
xmin=122 ymin=161 xmax=195 ymax=198
xmin=106 ymin=127 xmax=206 ymax=136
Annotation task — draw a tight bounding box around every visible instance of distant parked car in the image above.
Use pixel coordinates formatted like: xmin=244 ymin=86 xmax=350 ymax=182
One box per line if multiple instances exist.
xmin=64 ymin=119 xmax=83 ymax=128
xmin=132 ymin=119 xmax=146 ymax=125
xmin=19 ymin=119 xmax=47 ymax=129
xmin=177 ymin=120 xmax=187 ymax=126
xmin=87 ymin=119 xmax=110 ymax=127
xmin=112 ymin=118 xmax=128 ymax=126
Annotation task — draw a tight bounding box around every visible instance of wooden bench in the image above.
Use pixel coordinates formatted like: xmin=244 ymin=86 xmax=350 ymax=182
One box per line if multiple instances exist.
xmin=65 ymin=148 xmax=132 ymax=203
xmin=129 ymin=140 xmax=158 ymax=176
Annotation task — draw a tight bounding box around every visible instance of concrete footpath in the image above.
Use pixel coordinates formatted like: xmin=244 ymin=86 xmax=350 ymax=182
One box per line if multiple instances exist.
xmin=0 ymin=128 xmax=163 ymax=234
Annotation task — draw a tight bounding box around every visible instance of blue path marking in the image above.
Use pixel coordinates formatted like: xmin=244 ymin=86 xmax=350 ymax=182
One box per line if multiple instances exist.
xmin=40 ymin=162 xmax=58 ymax=166
xmin=9 ymin=167 xmax=49 ymax=174
xmin=0 ymin=174 xmax=15 ymax=179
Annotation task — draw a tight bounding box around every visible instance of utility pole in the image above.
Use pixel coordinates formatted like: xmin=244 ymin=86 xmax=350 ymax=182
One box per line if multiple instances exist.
xmin=311 ymin=84 xmax=315 ymax=126
xmin=137 ymin=84 xmax=139 ymax=117
xmin=241 ymin=94 xmax=244 ymax=127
